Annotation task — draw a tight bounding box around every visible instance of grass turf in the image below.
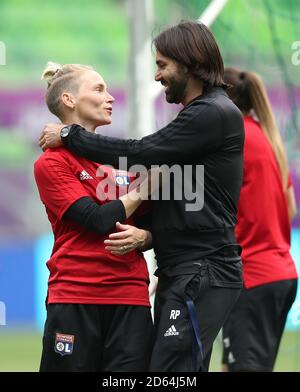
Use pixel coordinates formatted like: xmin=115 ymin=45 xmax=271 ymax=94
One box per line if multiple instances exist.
xmin=0 ymin=329 xmax=299 ymax=372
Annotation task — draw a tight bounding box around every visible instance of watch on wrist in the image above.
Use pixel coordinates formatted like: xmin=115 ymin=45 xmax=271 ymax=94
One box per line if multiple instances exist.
xmin=60 ymin=125 xmax=72 ymax=143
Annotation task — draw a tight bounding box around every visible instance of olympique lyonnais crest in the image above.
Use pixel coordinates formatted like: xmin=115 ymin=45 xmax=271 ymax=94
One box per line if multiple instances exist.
xmin=114 ymin=170 xmax=131 ymax=187
xmin=96 ymin=166 xmax=137 ymax=201
xmin=54 ymin=333 xmax=74 ymax=356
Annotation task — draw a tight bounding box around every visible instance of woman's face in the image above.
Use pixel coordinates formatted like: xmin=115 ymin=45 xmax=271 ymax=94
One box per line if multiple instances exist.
xmin=73 ymin=70 xmax=114 ymax=128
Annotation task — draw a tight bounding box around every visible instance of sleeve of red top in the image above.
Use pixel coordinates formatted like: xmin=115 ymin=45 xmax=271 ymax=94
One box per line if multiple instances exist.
xmin=34 ymin=151 xmax=91 ymax=219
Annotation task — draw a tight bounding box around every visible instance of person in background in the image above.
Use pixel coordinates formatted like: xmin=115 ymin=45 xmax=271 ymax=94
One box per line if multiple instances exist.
xmin=34 ymin=62 xmax=154 ymax=372
xmin=221 ymin=67 xmax=298 ymax=372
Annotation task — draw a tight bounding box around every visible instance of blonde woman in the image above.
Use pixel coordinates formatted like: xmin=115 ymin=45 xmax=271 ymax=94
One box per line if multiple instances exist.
xmin=34 ymin=62 xmax=153 ymax=371
xmin=221 ymin=68 xmax=298 ymax=372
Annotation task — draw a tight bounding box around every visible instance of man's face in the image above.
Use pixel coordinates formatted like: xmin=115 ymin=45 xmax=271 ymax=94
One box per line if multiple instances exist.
xmin=155 ymin=51 xmax=188 ymax=104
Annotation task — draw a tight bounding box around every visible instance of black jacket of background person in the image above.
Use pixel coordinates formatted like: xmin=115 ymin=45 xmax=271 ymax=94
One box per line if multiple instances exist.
xmin=63 ymin=87 xmax=245 ymax=288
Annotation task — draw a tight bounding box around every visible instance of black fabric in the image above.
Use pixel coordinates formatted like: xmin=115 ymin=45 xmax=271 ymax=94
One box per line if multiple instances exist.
xmin=40 ymin=303 xmax=154 ymax=372
xmin=154 ymin=253 xmax=243 ymax=289
xmin=63 ymin=196 xmax=126 ymax=235
xmin=149 ymin=263 xmax=241 ymax=372
xmin=134 ymin=212 xmax=153 ymax=231
xmin=222 ymin=279 xmax=298 ymax=372
xmin=64 ymin=87 xmax=244 ymax=286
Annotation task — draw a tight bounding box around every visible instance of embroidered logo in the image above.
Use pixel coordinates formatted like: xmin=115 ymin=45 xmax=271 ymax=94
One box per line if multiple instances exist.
xmin=170 ymin=310 xmax=181 ymax=320
xmin=164 ymin=325 xmax=179 ymax=337
xmin=114 ymin=170 xmax=131 ymax=186
xmin=80 ymin=170 xmax=93 ymax=181
xmin=54 ymin=333 xmax=74 ymax=356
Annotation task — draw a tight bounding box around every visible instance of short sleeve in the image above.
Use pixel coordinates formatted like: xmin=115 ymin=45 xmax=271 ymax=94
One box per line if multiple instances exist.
xmin=34 ymin=151 xmax=90 ymax=219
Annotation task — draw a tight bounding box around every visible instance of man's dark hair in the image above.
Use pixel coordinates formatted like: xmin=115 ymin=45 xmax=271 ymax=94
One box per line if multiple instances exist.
xmin=153 ymin=21 xmax=226 ymax=89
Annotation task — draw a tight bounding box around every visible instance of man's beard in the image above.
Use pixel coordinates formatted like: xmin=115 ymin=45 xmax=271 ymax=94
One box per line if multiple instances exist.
xmin=164 ymin=73 xmax=188 ymax=104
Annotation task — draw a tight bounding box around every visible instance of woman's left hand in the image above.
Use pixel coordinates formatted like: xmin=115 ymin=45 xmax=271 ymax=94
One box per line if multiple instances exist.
xmin=104 ymin=222 xmax=147 ymax=255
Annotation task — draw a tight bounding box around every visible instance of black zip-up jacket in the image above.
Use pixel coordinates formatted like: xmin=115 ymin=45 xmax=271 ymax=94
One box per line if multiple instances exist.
xmin=63 ymin=87 xmax=245 ymax=287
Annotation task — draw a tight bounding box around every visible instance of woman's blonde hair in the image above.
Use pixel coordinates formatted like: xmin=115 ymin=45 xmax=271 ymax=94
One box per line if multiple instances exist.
xmin=224 ymin=67 xmax=289 ymax=189
xmin=41 ymin=61 xmax=94 ymax=119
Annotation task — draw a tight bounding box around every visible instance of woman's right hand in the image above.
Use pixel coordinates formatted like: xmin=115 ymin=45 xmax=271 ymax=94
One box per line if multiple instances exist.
xmin=104 ymin=222 xmax=152 ymax=255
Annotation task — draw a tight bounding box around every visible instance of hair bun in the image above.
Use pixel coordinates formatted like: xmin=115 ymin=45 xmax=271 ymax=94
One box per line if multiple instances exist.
xmin=41 ymin=61 xmax=62 ymax=83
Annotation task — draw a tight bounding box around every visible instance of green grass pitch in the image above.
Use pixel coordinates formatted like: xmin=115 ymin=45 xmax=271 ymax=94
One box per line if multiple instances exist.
xmin=0 ymin=329 xmax=299 ymax=371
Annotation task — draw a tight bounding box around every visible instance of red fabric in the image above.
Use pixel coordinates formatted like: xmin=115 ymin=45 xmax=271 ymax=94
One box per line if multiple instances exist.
xmin=288 ymin=173 xmax=293 ymax=188
xmin=236 ymin=116 xmax=298 ymax=288
xmin=34 ymin=147 xmax=150 ymax=306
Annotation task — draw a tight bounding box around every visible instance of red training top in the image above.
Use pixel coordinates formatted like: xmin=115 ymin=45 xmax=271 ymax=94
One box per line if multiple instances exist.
xmin=34 ymin=147 xmax=150 ymax=306
xmin=236 ymin=116 xmax=298 ymax=289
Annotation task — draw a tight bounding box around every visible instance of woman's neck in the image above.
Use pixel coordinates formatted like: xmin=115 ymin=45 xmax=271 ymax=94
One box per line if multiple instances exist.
xmin=62 ymin=115 xmax=97 ymax=133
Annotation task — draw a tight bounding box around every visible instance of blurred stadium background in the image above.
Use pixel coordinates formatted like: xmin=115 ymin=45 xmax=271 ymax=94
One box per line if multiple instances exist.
xmin=0 ymin=0 xmax=300 ymax=371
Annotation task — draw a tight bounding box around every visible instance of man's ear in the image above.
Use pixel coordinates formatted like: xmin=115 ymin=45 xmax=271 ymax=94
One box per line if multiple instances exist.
xmin=61 ymin=92 xmax=76 ymax=110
